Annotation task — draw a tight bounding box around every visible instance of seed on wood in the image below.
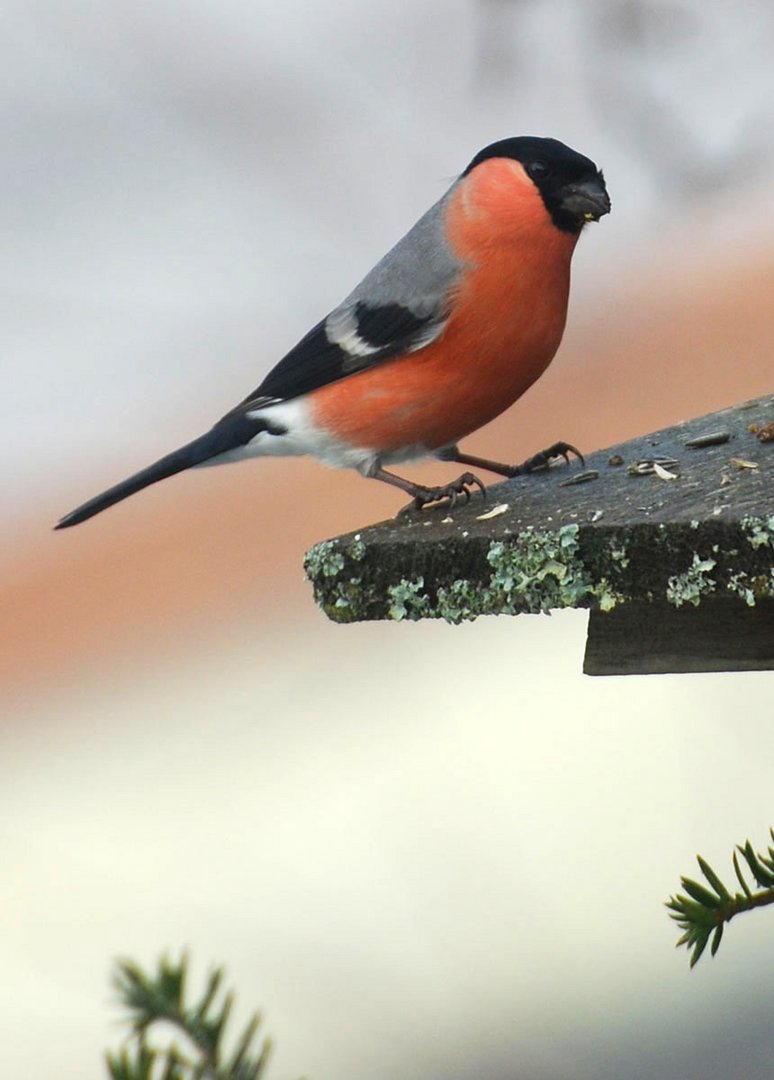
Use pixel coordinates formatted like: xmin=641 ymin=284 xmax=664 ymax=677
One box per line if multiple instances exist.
xmin=685 ymin=431 xmax=730 ymax=449
xmin=559 ymin=470 xmax=599 ymax=487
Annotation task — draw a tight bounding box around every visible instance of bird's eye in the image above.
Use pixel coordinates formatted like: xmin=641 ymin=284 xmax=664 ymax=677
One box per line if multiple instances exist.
xmin=527 ymin=160 xmax=550 ymax=180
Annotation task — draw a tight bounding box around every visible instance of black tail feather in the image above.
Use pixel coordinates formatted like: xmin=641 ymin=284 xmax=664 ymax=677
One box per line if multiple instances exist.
xmin=55 ymin=414 xmax=265 ymax=529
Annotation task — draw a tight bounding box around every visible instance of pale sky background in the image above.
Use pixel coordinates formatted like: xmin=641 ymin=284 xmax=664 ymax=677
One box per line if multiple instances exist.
xmin=3 ymin=3 xmax=774 ymax=1079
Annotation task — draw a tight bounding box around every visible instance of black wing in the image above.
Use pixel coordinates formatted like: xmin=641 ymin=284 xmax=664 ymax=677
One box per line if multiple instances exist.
xmin=230 ymin=299 xmax=448 ymax=415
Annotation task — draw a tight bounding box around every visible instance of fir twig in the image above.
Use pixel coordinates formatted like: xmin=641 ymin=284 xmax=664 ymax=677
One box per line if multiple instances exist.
xmin=666 ymin=828 xmax=774 ymax=967
xmin=106 ymin=952 xmax=273 ymax=1080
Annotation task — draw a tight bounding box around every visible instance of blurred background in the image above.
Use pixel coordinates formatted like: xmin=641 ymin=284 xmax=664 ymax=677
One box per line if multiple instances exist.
xmin=3 ymin=1 xmax=774 ymax=1076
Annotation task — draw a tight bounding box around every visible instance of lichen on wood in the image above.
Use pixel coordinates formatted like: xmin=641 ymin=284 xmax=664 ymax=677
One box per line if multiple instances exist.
xmin=304 ymin=396 xmax=774 ymax=641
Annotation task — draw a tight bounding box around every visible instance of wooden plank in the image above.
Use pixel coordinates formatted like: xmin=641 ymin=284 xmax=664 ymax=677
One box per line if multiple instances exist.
xmin=305 ymin=395 xmax=774 ymax=673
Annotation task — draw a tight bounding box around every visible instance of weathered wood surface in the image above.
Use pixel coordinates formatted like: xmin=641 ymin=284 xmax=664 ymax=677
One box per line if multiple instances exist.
xmin=305 ymin=395 xmax=774 ymax=674
xmin=584 ymin=598 xmax=774 ymax=675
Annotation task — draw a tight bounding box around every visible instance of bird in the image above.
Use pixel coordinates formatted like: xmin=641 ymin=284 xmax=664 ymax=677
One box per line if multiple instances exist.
xmin=55 ymin=136 xmax=610 ymax=530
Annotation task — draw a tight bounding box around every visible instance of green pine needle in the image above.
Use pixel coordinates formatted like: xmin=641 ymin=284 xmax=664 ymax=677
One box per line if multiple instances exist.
xmin=107 ymin=953 xmax=276 ymax=1080
xmin=667 ymin=829 xmax=774 ymax=968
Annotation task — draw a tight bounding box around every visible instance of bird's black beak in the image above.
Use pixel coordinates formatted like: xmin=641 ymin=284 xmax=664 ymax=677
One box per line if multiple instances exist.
xmin=560 ymin=176 xmax=611 ymax=223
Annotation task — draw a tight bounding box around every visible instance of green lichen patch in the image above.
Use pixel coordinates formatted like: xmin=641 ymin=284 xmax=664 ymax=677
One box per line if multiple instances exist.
xmin=594 ymin=578 xmax=626 ymax=612
xmin=666 ymin=554 xmax=717 ymax=608
xmin=304 ymin=539 xmax=345 ymax=579
xmin=608 ymin=542 xmax=630 ymax=568
xmin=346 ymin=534 xmax=367 ymax=562
xmin=391 ymin=525 xmax=600 ymax=624
xmin=306 ymin=511 xmax=774 ymax=623
xmin=485 ymin=525 xmax=593 ymax=614
xmin=433 ymin=579 xmax=479 ymax=625
xmin=304 ymin=539 xmax=369 ymax=621
xmin=741 ymin=515 xmax=774 ymax=550
xmin=725 ymin=568 xmax=774 ymax=607
xmin=387 ymin=578 xmax=430 ymax=621
xmin=307 ymin=518 xmax=774 ymax=621
xmin=306 ymin=524 xmax=608 ymax=624
xmin=727 ymin=571 xmax=757 ymax=608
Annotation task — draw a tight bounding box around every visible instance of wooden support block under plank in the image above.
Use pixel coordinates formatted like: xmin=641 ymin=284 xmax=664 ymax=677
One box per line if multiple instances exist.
xmin=584 ymin=598 xmax=774 ymax=675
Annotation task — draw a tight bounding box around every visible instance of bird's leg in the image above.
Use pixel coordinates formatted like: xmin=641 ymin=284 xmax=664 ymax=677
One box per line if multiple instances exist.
xmin=440 ymin=441 xmax=584 ymax=478
xmin=371 ymin=467 xmax=486 ymax=515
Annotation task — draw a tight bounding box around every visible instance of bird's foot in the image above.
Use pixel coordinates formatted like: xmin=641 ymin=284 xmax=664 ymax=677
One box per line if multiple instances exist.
xmin=438 ymin=441 xmax=584 ymax=479
xmin=397 ymin=472 xmax=486 ymax=516
xmin=507 ymin=441 xmax=584 ymax=476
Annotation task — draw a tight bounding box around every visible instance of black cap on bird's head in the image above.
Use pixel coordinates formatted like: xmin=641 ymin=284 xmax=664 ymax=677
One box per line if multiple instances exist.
xmin=464 ymin=136 xmax=610 ymax=234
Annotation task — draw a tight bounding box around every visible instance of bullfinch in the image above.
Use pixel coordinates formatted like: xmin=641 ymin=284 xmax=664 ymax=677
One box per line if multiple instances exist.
xmin=56 ymin=136 xmax=610 ymax=529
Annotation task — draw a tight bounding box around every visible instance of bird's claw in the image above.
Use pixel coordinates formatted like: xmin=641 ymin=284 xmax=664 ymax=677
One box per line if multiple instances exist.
xmin=510 ymin=441 xmax=584 ymax=476
xmin=398 ymin=472 xmax=486 ymax=516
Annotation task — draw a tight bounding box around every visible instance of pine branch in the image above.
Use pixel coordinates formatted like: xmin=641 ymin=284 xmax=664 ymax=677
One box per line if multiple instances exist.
xmin=106 ymin=952 xmax=276 ymax=1080
xmin=666 ymin=828 xmax=774 ymax=967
